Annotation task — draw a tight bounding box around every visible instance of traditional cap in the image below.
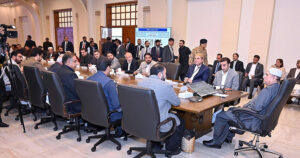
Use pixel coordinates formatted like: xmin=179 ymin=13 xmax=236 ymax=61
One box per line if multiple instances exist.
xmin=269 ymin=68 xmax=282 ymax=78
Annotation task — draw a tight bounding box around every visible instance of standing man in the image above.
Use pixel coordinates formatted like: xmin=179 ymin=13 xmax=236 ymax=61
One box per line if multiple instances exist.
xmin=24 ymin=35 xmax=36 ymax=49
xmin=89 ymin=37 xmax=98 ymax=50
xmin=125 ymin=37 xmax=135 ymax=54
xmin=43 ymin=37 xmax=53 ymax=51
xmin=61 ymin=36 xmax=74 ymax=52
xmin=79 ymin=36 xmax=90 ymax=58
xmin=138 ymin=63 xmax=184 ymax=155
xmin=102 ymin=37 xmax=114 ymax=56
xmin=115 ymin=40 xmax=125 ymax=59
xmin=230 ymin=53 xmax=245 ymax=72
xmin=242 ymin=55 xmax=264 ymax=99
xmin=88 ymin=41 xmax=97 ymax=56
xmin=162 ymin=38 xmax=175 ymax=62
xmin=151 ymin=39 xmax=163 ymax=62
xmin=134 ymin=38 xmax=144 ymax=60
xmin=178 ymin=40 xmax=191 ymax=81
xmin=189 ymin=39 xmax=208 ymax=65
xmin=140 ymin=41 xmax=151 ymax=60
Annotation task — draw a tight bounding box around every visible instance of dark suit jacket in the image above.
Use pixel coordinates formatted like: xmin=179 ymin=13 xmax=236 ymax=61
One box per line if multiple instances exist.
xmin=245 ymin=63 xmax=264 ymax=79
xmin=230 ymin=60 xmax=245 ymax=72
xmin=186 ymin=64 xmax=210 ymax=83
xmin=116 ymin=45 xmax=126 ymax=59
xmin=151 ymin=46 xmax=163 ymax=61
xmin=121 ymin=59 xmax=139 ymax=74
xmin=287 ymin=68 xmax=300 ymax=83
xmin=24 ymin=40 xmax=36 ymax=48
xmin=125 ymin=42 xmax=135 ymax=54
xmin=43 ymin=41 xmax=53 ymax=50
xmin=46 ymin=52 xmax=59 ymax=61
xmin=133 ymin=45 xmax=144 ymax=59
xmin=102 ymin=41 xmax=114 ymax=56
xmin=162 ymin=45 xmax=175 ymax=62
xmin=212 ymin=60 xmax=222 ymax=74
xmin=56 ymin=65 xmax=79 ymax=102
xmin=93 ymin=43 xmax=98 ymax=50
xmin=80 ymin=54 xmax=93 ymax=66
xmin=61 ymin=41 xmax=74 ymax=52
xmin=48 ymin=62 xmax=61 ymax=73
xmin=79 ymin=41 xmax=90 ymax=57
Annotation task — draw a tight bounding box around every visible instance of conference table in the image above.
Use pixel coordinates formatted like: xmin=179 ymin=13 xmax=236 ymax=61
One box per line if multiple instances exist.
xmin=45 ymin=63 xmax=248 ymax=138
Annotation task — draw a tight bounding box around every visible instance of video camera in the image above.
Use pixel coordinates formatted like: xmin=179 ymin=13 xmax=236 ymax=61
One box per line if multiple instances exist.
xmin=0 ymin=24 xmax=18 ymax=39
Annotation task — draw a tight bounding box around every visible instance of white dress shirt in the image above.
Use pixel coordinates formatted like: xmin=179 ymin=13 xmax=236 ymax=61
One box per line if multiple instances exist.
xmin=190 ymin=65 xmax=202 ymax=81
xmin=249 ymin=63 xmax=257 ymax=78
xmin=233 ymin=60 xmax=237 ymax=70
xmin=127 ymin=62 xmax=131 ymax=71
xmin=221 ymin=70 xmax=228 ymax=88
xmin=295 ymin=68 xmax=300 ymax=78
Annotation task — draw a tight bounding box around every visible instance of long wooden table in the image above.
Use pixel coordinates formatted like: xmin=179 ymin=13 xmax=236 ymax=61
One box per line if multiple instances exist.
xmin=45 ymin=64 xmax=248 ymax=138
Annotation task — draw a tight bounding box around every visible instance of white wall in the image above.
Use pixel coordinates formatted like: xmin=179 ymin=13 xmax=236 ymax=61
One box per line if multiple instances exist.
xmin=186 ymin=0 xmax=224 ymax=64
xmin=236 ymin=0 xmax=255 ymax=63
xmin=268 ymin=0 xmax=300 ymax=72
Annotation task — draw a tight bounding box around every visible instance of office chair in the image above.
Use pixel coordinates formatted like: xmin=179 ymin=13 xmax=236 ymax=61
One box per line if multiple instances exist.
xmin=207 ymin=64 xmax=214 ymax=84
xmin=23 ymin=66 xmax=56 ymax=130
xmin=119 ymin=58 xmax=126 ymax=69
xmin=230 ymin=78 xmax=296 ymax=158
xmin=160 ymin=62 xmax=180 ymax=80
xmin=74 ymin=79 xmax=122 ymax=152
xmin=118 ymin=84 xmax=176 ymax=158
xmin=42 ymin=71 xmax=81 ymax=141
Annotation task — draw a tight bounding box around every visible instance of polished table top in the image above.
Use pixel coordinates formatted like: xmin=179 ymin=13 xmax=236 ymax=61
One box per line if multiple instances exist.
xmin=44 ymin=63 xmax=248 ymax=114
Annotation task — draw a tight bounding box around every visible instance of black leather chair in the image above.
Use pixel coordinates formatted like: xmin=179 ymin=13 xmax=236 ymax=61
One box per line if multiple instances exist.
xmin=161 ymin=62 xmax=180 ymax=80
xmin=119 ymin=58 xmax=126 ymax=69
xmin=207 ymin=64 xmax=214 ymax=84
xmin=23 ymin=66 xmax=56 ymax=130
xmin=230 ymin=79 xmax=296 ymax=158
xmin=118 ymin=84 xmax=176 ymax=157
xmin=74 ymin=79 xmax=122 ymax=152
xmin=4 ymin=64 xmax=32 ymax=119
xmin=237 ymin=71 xmax=244 ymax=91
xmin=42 ymin=71 xmax=81 ymax=141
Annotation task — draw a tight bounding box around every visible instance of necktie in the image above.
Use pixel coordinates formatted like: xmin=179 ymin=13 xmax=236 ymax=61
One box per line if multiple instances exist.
xmin=215 ymin=62 xmax=220 ymax=73
xmin=190 ymin=66 xmax=200 ymax=81
xmin=137 ymin=46 xmax=140 ymax=58
xmin=64 ymin=42 xmax=67 ymax=51
xmin=156 ymin=47 xmax=159 ymax=58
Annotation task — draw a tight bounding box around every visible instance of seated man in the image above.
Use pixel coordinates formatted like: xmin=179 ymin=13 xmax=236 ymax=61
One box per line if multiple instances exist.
xmin=22 ymin=48 xmax=45 ymax=71
xmin=91 ymin=50 xmax=102 ymax=65
xmin=45 ymin=47 xmax=59 ymax=61
xmin=287 ymin=60 xmax=300 ymax=84
xmin=106 ymin=51 xmax=121 ymax=70
xmin=134 ymin=53 xmax=156 ymax=76
xmin=203 ymin=68 xmax=282 ymax=149
xmin=242 ymin=55 xmax=264 ymax=99
xmin=48 ymin=54 xmax=64 ymax=73
xmin=212 ymin=53 xmax=222 ymax=76
xmin=87 ymin=58 xmax=123 ymax=136
xmin=79 ymin=48 xmax=93 ymax=66
xmin=121 ymin=52 xmax=139 ymax=74
xmin=56 ymin=52 xmax=81 ymax=113
xmin=184 ymin=54 xmax=210 ymax=83
xmin=230 ymin=53 xmax=245 ymax=73
xmin=138 ymin=63 xmax=184 ymax=155
xmin=213 ymin=57 xmax=239 ymax=90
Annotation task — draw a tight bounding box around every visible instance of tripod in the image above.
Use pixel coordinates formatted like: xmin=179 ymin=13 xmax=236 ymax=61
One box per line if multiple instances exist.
xmin=0 ymin=43 xmax=26 ymax=132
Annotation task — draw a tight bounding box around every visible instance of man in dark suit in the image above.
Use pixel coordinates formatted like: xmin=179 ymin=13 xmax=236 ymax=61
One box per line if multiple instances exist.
xmin=56 ymin=52 xmax=81 ymax=113
xmin=125 ymin=37 xmax=135 ymax=54
xmin=115 ymin=39 xmax=125 ymax=59
xmin=162 ymin=38 xmax=176 ymax=62
xmin=43 ymin=37 xmax=53 ymax=51
xmin=79 ymin=48 xmax=93 ymax=66
xmin=230 ymin=53 xmax=245 ymax=72
xmin=212 ymin=53 xmax=223 ymax=75
xmin=242 ymin=55 xmax=264 ymax=99
xmin=134 ymin=38 xmax=144 ymax=59
xmin=89 ymin=37 xmax=98 ymax=50
xmin=151 ymin=39 xmax=163 ymax=62
xmin=61 ymin=36 xmax=74 ymax=52
xmin=57 ymin=46 xmax=65 ymax=55
xmin=287 ymin=60 xmax=300 ymax=84
xmin=178 ymin=40 xmax=191 ymax=81
xmin=102 ymin=37 xmax=114 ymax=56
xmin=121 ymin=52 xmax=139 ymax=74
xmin=184 ymin=54 xmax=210 ymax=83
xmin=88 ymin=41 xmax=97 ymax=56
xmin=79 ymin=36 xmax=90 ymax=58
xmin=24 ymin=35 xmax=36 ymax=48
xmin=45 ymin=47 xmax=59 ymax=61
